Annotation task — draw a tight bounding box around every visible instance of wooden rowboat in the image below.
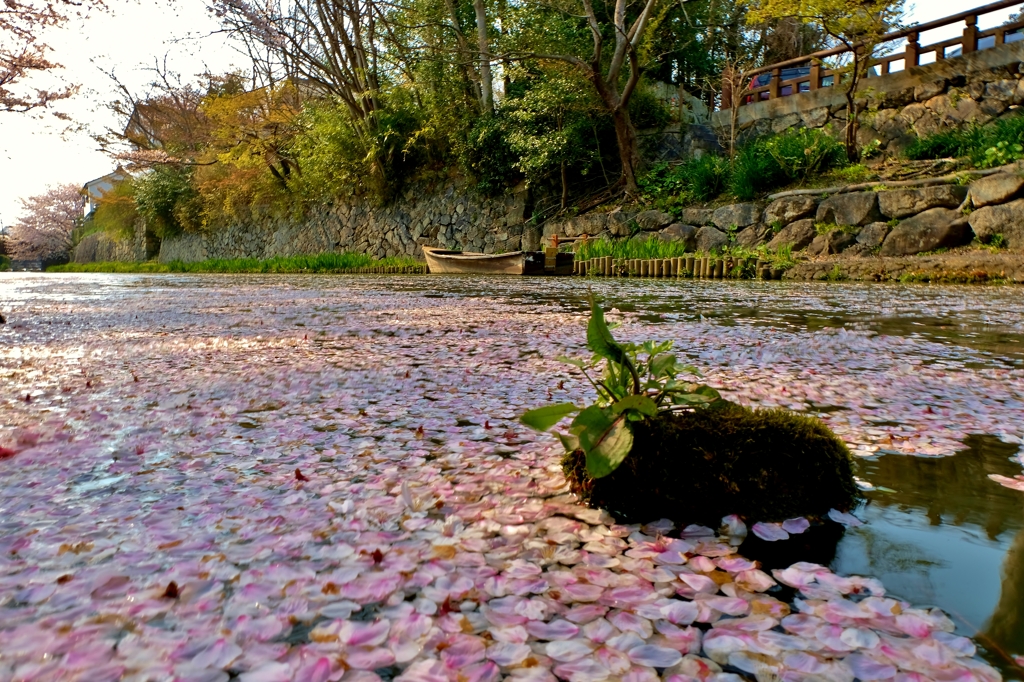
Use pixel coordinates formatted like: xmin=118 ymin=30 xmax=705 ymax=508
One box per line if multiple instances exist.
xmin=423 ymin=247 xmax=569 ymax=275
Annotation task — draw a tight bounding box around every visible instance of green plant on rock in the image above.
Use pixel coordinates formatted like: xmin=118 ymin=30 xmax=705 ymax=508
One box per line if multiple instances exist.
xmin=520 ymin=296 xmax=728 ymax=478
xmin=982 ymin=141 xmax=1024 ymax=169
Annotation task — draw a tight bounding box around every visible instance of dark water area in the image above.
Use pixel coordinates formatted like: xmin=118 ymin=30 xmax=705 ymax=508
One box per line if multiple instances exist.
xmin=839 ymin=435 xmax=1024 ymax=679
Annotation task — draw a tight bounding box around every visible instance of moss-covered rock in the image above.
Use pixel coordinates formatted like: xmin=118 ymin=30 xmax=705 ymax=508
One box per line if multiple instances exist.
xmin=562 ymin=403 xmax=859 ymax=526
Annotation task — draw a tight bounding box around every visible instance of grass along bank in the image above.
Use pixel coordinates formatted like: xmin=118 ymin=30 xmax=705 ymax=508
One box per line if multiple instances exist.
xmin=48 ymin=253 xmax=425 ymax=275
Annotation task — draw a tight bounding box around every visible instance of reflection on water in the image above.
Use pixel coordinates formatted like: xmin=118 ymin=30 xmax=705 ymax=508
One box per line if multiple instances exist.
xmin=838 ymin=435 xmax=1024 ymax=678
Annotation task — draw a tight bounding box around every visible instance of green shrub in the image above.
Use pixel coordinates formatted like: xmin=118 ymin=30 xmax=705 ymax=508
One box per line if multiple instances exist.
xmin=461 ymin=115 xmax=522 ymax=195
xmin=905 ymin=113 xmax=1024 ymax=168
xmin=731 ymin=128 xmax=846 ymax=200
xmin=628 ymin=88 xmax=672 ymax=130
xmin=90 ymin=179 xmax=140 ymax=240
xmin=133 ymin=165 xmax=201 ymax=238
xmin=0 ymin=254 xmax=10 ymax=271
xmin=639 ymin=155 xmax=731 ymax=209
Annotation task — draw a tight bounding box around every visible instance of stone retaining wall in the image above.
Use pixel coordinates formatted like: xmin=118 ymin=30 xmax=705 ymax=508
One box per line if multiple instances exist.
xmin=557 ymin=167 xmax=1024 ymax=277
xmin=156 ymin=179 xmax=536 ymax=264
xmin=711 ymin=42 xmax=1024 ymax=157
xmin=73 ymin=220 xmax=151 ymax=263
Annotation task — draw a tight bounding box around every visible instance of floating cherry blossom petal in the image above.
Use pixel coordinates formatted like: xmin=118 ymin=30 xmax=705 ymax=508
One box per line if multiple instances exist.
xmin=752 ymin=523 xmax=789 ymax=542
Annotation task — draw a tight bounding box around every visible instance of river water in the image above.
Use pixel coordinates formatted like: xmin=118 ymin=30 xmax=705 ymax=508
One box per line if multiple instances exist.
xmin=1 ymin=273 xmax=1023 ymax=682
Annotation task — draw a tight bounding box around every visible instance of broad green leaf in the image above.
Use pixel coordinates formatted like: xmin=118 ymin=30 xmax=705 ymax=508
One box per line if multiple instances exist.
xmin=586 ymin=296 xmax=636 ymax=378
xmin=611 ymin=394 xmax=658 ymax=417
xmin=520 ymin=403 xmax=579 ymax=431
xmin=585 ymin=415 xmax=634 ymax=478
xmin=671 ymin=393 xmax=715 ymax=405
xmin=649 ymin=353 xmax=679 ymax=379
xmin=556 ymin=431 xmax=580 ymax=452
xmin=695 ymin=385 xmax=722 ymax=401
xmin=556 ymin=355 xmax=590 ymax=369
xmin=570 ymin=404 xmax=614 ymax=436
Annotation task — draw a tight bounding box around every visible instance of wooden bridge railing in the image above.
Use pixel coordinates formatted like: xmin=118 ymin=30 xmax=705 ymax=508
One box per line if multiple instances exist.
xmin=735 ymin=0 xmax=1024 ymax=108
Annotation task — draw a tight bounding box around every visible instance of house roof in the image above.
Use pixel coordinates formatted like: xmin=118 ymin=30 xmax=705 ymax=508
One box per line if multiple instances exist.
xmin=82 ymin=167 xmax=128 ymax=197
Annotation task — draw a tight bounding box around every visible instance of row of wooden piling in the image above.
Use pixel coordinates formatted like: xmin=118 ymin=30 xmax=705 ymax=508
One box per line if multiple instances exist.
xmin=574 ymin=255 xmax=784 ymax=280
xmin=352 ymin=265 xmax=428 ymax=274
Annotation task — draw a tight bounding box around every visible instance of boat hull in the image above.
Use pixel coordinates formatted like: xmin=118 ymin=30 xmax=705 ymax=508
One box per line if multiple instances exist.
xmin=422 ymin=248 xmax=546 ymax=275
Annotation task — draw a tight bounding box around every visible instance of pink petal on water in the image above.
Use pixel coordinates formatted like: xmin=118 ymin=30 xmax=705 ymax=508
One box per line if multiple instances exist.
xmin=525 ymin=619 xmax=579 ymax=641
xmin=781 ymin=517 xmax=810 ymax=535
xmin=340 ymin=620 xmax=391 ymax=647
xmin=988 ymin=474 xmax=1024 ymax=492
xmin=735 ymin=569 xmax=776 ymax=592
xmin=345 ymin=647 xmax=397 ymax=670
xmin=192 ymin=639 xmax=243 ymax=669
xmin=720 ymin=515 xmax=747 ymax=538
xmin=845 ymin=654 xmax=897 ymax=680
xmin=627 ymin=645 xmax=683 ymax=668
xmin=751 ymin=523 xmax=789 ymax=542
xmin=545 ymin=638 xmax=597 ymax=662
xmin=459 ymin=661 xmax=501 ymax=682
xmin=485 ymin=642 xmax=532 ymax=666
xmin=828 ymin=509 xmax=863 ymax=527
xmin=292 ymin=657 xmax=334 ymax=682
xmin=662 ymin=600 xmax=699 ymax=625
xmin=237 ymin=663 xmax=293 ymax=682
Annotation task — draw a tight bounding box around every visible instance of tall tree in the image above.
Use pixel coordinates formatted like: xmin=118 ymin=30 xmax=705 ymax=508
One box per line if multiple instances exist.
xmin=1 ymin=1 xmax=106 ymax=113
xmin=522 ymin=0 xmax=665 ymax=196
xmin=8 ymin=184 xmax=82 ymax=263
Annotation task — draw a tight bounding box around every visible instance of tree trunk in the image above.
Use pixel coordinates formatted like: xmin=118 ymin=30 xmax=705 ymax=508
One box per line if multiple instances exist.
xmin=474 ymin=0 xmax=493 ymax=115
xmin=611 ymin=107 xmax=640 ymax=196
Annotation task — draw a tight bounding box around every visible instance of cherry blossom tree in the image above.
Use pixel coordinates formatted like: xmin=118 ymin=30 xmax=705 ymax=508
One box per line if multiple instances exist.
xmin=8 ymin=183 xmax=83 ymax=263
xmin=2 ymin=1 xmax=107 ymax=114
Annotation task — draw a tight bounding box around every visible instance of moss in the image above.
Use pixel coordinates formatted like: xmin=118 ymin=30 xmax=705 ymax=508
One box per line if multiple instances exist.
xmin=562 ymin=403 xmax=860 ymax=526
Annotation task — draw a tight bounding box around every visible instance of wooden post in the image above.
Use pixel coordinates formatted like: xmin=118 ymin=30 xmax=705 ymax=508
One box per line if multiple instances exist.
xmin=769 ymin=67 xmax=782 ymax=100
xmin=962 ymin=15 xmax=978 ymax=54
xmin=604 ymin=257 xmax=612 ymax=277
xmin=809 ymin=59 xmax=821 ymax=91
xmin=905 ymin=32 xmax=920 ymax=68
xmin=685 ymin=257 xmax=695 ymax=276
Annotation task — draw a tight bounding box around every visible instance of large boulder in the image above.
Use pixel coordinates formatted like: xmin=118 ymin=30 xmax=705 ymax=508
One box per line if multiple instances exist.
xmin=968 ymin=199 xmax=1024 ymax=248
xmin=734 ymin=223 xmax=772 ymax=248
xmin=805 ymin=230 xmax=858 ymax=257
xmin=679 ymin=207 xmax=713 ymax=226
xmin=970 ymin=173 xmax=1024 ymax=208
xmin=856 ymin=222 xmax=892 ymax=248
xmin=658 ymin=224 xmax=697 ymax=249
xmin=879 ymin=208 xmax=973 ymax=256
xmin=712 ymin=203 xmax=761 ymax=230
xmin=877 ymin=185 xmax=968 ymax=219
xmin=695 ymin=225 xmax=729 ymax=253
xmin=554 ymin=211 xmax=634 ymax=238
xmin=766 ymin=219 xmax=817 ymax=252
xmin=635 ymin=209 xmax=675 ymax=231
xmin=562 ymin=405 xmax=859 ymax=525
xmin=764 ymin=196 xmax=818 ymax=226
xmin=816 ymin=192 xmax=882 ymax=226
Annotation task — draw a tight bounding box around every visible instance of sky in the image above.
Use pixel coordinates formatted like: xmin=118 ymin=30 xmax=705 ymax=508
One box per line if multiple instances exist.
xmin=0 ymin=0 xmax=1019 ymax=229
